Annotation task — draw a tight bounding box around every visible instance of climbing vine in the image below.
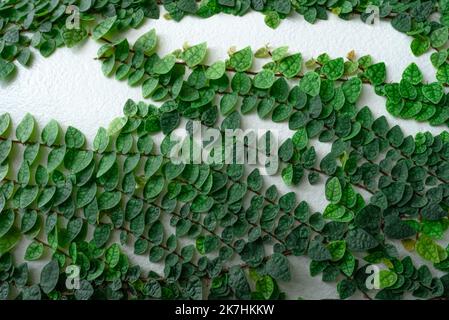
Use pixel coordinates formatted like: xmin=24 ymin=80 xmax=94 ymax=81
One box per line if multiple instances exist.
xmin=2 ymin=0 xmax=449 ymax=301
xmin=0 ymin=0 xmax=448 ymax=81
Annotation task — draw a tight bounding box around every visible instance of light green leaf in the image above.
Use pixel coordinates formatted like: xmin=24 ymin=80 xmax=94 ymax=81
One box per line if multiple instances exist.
xmin=205 ymin=61 xmax=226 ymax=80
xmin=41 ymin=120 xmax=60 ymax=146
xmin=134 ymin=29 xmax=157 ymax=55
xmin=299 ymin=72 xmax=320 ymax=96
xmin=229 ymin=47 xmax=253 ymax=72
xmin=0 ymin=227 xmax=20 ymax=256
xmin=416 ymin=235 xmax=448 ymax=263
xmin=153 ymin=54 xmax=176 ymax=74
xmin=254 ymin=69 xmax=276 ymax=89
xmin=25 ymin=241 xmax=44 ymax=261
xmin=0 ymin=59 xmax=15 ymax=80
xmin=107 ymin=117 xmax=127 ymax=136
xmin=325 ymin=177 xmax=342 ymax=204
xmin=16 ymin=113 xmax=35 ymax=143
xmin=181 ymin=42 xmax=207 ymax=67
xmin=278 ymin=53 xmax=302 ymax=78
xmin=92 ymin=16 xmax=117 ymax=40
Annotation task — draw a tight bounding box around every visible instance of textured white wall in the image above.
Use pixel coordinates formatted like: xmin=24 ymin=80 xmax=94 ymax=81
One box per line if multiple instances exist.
xmin=1 ymin=11 xmax=446 ymax=299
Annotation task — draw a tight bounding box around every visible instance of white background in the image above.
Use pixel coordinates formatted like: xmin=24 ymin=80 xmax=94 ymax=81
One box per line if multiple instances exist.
xmin=1 ymin=10 xmax=447 ymax=299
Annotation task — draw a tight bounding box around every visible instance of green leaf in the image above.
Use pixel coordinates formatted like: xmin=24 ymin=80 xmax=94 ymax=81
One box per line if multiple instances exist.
xmin=272 ymin=46 xmax=289 ymax=61
xmin=272 ymin=104 xmax=292 ymax=122
xmin=98 ymin=191 xmax=121 ymax=211
xmin=25 ymin=241 xmax=44 ymax=261
xmin=205 ymin=61 xmax=226 ymax=80
xmin=0 ymin=227 xmax=20 ymax=255
xmin=105 ymin=243 xmax=120 ymax=268
xmin=342 ymin=77 xmax=362 ymax=103
xmin=40 ymin=259 xmax=59 ymax=294
xmin=437 ymin=63 xmax=449 ymax=84
xmin=278 ymin=53 xmax=302 ymax=78
xmin=402 ymin=63 xmax=422 ymax=85
xmin=22 ymin=285 xmax=41 ymax=300
xmin=17 ymin=49 xmax=31 ymax=66
xmin=264 ymin=11 xmax=280 ymax=29
xmin=148 ymin=221 xmax=164 ymax=245
xmin=16 ymin=113 xmax=35 ymax=143
xmin=0 ymin=113 xmax=11 ymax=137
xmin=153 ymin=54 xmax=176 ymax=74
xmin=308 ymin=240 xmax=332 ymax=261
xmin=64 ymin=149 xmax=94 ymax=174
xmin=337 ymin=252 xmax=355 ymax=277
xmin=47 ymin=146 xmax=66 ymax=172
xmin=93 ymin=224 xmax=111 ymax=248
xmin=256 ymin=275 xmax=274 ymax=299
xmin=142 ymin=77 xmax=159 ymax=98
xmin=391 ymin=13 xmax=411 ymax=32
xmin=196 ymin=235 xmax=219 ymax=254
xmin=134 ymin=29 xmax=157 ymax=55
xmin=281 ymin=164 xmax=294 ymax=186
xmin=266 ymin=253 xmax=291 ymax=281
xmin=37 ymin=186 xmax=56 ymax=209
xmin=292 ymin=128 xmax=308 ymax=150
xmin=96 ymin=153 xmax=117 ymax=178
xmin=41 ymin=120 xmax=60 ymax=147
xmin=255 ymin=46 xmax=270 ymax=58
xmin=411 ymin=37 xmax=430 ymax=56
xmin=337 ymin=279 xmax=356 ymax=299
xmin=178 ymin=0 xmax=198 ymax=13
xmin=422 ymin=219 xmax=449 ymax=239
xmin=322 ymin=58 xmax=344 ymax=80
xmin=365 ymin=62 xmax=386 ymax=85
xmin=384 ymin=215 xmax=417 ymax=239
xmin=19 ymin=186 xmax=39 ymax=208
xmin=325 ymin=177 xmax=342 ymax=204
xmin=323 ymin=204 xmax=346 ymax=220
xmin=93 ymin=127 xmax=109 ymax=153
xmin=229 ymin=47 xmax=253 ymax=72
xmin=416 ymin=235 xmax=447 ymax=263
xmin=299 ymin=72 xmax=320 ymax=96
xmin=257 ymin=97 xmax=275 ymax=118
xmin=431 ymin=51 xmax=448 ymax=68
xmin=107 ymin=117 xmax=127 ymax=136
xmin=160 ymin=111 xmax=180 ymax=134
xmin=0 ymin=210 xmax=14 ymax=238
xmin=40 ymin=40 xmax=56 ymax=57
xmin=247 ymin=169 xmax=263 ymax=192
xmin=220 ymin=93 xmax=239 ymax=115
xmin=191 ymin=195 xmax=214 ymax=213
xmin=101 ymin=55 xmax=115 ymax=76
xmin=61 ymin=26 xmax=87 ymax=48
xmin=327 ymin=240 xmax=346 ymax=261
xmin=421 ymin=203 xmax=447 ymax=221
xmin=92 ymin=16 xmax=117 ymax=40
xmin=379 ymin=270 xmax=398 ymax=289
xmin=254 ymin=69 xmax=276 ymax=89
xmin=0 ymin=59 xmax=15 ymax=80
xmin=422 ymin=82 xmax=444 ymax=104
xmin=431 ymin=27 xmax=448 ymax=48
xmin=144 ymin=175 xmax=165 ymax=199
xmin=181 ymin=42 xmax=207 ymax=67
xmin=345 ymin=228 xmax=379 ymax=251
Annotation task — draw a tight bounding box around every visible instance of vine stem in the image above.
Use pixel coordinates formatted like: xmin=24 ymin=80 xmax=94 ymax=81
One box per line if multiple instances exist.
xmin=1 ymin=133 xmax=286 ymax=255
xmin=95 ymin=36 xmax=371 ymax=84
